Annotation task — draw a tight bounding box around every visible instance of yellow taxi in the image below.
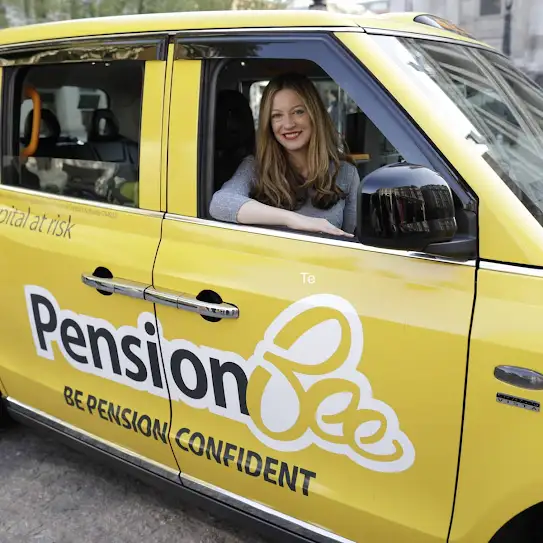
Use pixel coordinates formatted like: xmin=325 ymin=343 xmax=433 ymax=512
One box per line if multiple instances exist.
xmin=1 ymin=7 xmax=543 ymax=543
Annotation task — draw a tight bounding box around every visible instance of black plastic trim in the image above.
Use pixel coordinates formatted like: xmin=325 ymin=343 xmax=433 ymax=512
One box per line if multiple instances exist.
xmin=197 ymin=57 xmax=228 ymax=219
xmin=0 ymin=65 xmax=22 ymax=168
xmin=425 ymin=235 xmax=477 ymax=259
xmin=0 ymin=393 xmax=14 ymax=429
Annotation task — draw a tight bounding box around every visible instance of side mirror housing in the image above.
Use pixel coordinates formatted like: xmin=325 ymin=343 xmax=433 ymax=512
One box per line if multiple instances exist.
xmin=356 ymin=163 xmax=459 ymax=253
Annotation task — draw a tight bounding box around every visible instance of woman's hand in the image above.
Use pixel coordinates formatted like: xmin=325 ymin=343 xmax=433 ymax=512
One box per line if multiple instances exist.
xmin=286 ymin=213 xmax=354 ymax=238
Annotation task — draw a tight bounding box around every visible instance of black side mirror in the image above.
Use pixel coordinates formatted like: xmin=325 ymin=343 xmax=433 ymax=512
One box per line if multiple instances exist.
xmin=357 ymin=163 xmax=462 ymax=254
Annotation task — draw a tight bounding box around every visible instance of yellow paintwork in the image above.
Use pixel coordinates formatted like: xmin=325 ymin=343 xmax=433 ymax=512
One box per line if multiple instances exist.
xmin=0 ymin=189 xmax=175 ymax=471
xmin=449 ymin=269 xmax=543 ymax=543
xmin=140 ymin=60 xmax=166 ymax=211
xmin=167 ymin=59 xmax=201 ymax=216
xmin=0 ymin=9 xmax=490 ymax=49
xmin=0 ymin=10 xmax=356 ymax=47
xmin=153 ymin=220 xmax=475 ymax=543
xmin=1 ymin=8 xmax=543 ymax=543
xmin=0 ymin=59 xmax=175 ymax=470
xmin=160 ymin=43 xmax=176 ymax=212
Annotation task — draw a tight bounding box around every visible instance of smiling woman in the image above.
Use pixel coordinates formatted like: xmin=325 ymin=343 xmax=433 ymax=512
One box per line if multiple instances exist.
xmin=269 ymin=86 xmax=314 ymax=155
xmin=208 ymin=72 xmax=360 ymax=238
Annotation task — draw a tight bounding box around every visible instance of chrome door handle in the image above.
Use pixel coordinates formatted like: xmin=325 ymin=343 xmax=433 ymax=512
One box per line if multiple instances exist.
xmin=145 ymin=287 xmax=238 ymax=319
xmin=82 ymin=274 xmax=146 ymax=298
xmin=82 ymin=274 xmax=239 ymax=319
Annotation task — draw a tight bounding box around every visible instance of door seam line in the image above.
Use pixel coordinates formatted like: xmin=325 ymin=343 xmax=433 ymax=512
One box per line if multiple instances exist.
xmin=446 ymin=261 xmax=480 ymax=541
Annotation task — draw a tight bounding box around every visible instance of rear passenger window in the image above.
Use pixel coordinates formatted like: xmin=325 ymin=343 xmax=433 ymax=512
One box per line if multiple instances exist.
xmin=3 ymin=61 xmax=143 ymax=207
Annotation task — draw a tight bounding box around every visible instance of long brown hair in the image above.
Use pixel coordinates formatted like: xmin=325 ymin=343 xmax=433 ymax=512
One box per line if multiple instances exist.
xmin=251 ymin=72 xmax=351 ymax=211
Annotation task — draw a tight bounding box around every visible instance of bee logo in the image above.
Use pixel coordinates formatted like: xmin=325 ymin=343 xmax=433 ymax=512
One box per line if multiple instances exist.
xmin=245 ymin=294 xmax=415 ymax=473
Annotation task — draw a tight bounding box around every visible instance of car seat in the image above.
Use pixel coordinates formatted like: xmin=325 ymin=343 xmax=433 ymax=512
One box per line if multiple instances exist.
xmin=86 ymin=108 xmax=139 ymax=204
xmin=22 ymin=108 xmax=61 ymax=157
xmin=213 ymin=89 xmax=256 ymax=192
xmin=88 ymin=108 xmax=138 ymax=166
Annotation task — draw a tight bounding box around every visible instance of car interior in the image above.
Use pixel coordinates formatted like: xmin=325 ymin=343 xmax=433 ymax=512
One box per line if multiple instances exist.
xmin=3 ymin=61 xmax=143 ymax=206
xmin=208 ymin=57 xmax=404 ymax=202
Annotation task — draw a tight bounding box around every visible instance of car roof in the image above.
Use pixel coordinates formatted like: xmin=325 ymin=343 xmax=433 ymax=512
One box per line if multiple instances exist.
xmin=0 ymin=9 xmax=492 ymax=50
xmin=353 ymin=12 xmax=489 ymax=46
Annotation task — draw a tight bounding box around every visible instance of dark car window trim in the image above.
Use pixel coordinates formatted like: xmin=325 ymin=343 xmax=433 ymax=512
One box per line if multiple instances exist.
xmin=170 ymin=30 xmax=478 ymax=248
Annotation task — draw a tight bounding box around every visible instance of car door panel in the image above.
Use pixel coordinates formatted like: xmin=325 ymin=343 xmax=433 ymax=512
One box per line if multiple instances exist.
xmin=156 ymin=31 xmax=477 ymax=543
xmin=151 ymin=217 xmax=475 ymax=543
xmin=0 ymin=41 xmax=178 ymax=473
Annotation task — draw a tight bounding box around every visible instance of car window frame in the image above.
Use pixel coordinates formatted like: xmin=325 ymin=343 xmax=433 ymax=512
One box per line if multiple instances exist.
xmin=173 ymin=29 xmax=478 ymax=245
xmin=0 ymin=34 xmax=168 ymax=213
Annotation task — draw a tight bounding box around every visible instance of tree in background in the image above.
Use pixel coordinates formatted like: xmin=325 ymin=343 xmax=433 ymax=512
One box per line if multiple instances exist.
xmin=0 ymin=0 xmax=287 ymax=27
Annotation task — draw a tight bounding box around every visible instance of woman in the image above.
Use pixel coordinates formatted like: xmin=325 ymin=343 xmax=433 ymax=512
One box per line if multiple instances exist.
xmin=209 ymin=72 xmax=360 ymax=238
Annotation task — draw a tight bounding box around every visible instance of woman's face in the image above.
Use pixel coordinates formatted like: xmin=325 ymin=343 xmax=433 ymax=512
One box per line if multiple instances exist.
xmin=270 ymin=88 xmax=312 ymax=153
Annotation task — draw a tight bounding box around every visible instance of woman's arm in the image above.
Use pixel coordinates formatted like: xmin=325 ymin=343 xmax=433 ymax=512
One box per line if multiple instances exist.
xmin=209 ymin=156 xmax=257 ymax=223
xmin=209 ymin=155 xmax=300 ymax=227
xmin=210 ymin=155 xmax=353 ymax=236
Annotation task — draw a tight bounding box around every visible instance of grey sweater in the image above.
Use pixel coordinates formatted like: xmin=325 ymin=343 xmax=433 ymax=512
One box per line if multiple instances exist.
xmin=209 ymin=155 xmax=361 ymax=233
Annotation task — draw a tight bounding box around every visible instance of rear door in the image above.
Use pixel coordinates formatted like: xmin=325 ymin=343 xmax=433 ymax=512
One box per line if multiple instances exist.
xmin=154 ymin=30 xmax=477 ymax=543
xmin=0 ymin=36 xmax=179 ymax=474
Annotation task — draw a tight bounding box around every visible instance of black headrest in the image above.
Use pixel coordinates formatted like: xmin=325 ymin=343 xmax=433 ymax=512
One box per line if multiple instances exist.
xmin=23 ymin=108 xmax=61 ymax=143
xmin=89 ymin=109 xmax=120 ymax=141
xmin=345 ymin=111 xmax=366 ymax=154
xmin=214 ymin=90 xmax=255 ymax=154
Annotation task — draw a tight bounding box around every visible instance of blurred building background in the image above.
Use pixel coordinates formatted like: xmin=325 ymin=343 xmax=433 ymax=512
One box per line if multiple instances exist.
xmin=294 ymin=0 xmax=543 ymax=83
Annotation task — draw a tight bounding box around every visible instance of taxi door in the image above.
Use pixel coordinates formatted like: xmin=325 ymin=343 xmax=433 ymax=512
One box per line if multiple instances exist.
xmin=153 ymin=32 xmax=476 ymax=543
xmin=0 ymin=37 xmax=179 ymax=474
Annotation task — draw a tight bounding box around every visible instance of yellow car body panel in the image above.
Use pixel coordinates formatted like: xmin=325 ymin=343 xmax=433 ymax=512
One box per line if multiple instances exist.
xmin=0 ymin=9 xmax=491 ymax=50
xmin=152 ymin=218 xmax=475 ymax=543
xmin=160 ymin=43 xmax=176 ymax=212
xmin=0 ymin=8 xmax=543 ymax=543
xmin=0 ymin=189 xmax=175 ymax=470
xmin=167 ymin=59 xmax=201 ymax=217
xmin=0 ymin=58 xmax=176 ymax=471
xmin=0 ymin=10 xmax=357 ymax=47
xmin=140 ymin=58 xmax=170 ymax=212
xmin=449 ymin=267 xmax=543 ymax=543
xmin=159 ymin=46 xmax=476 ymax=535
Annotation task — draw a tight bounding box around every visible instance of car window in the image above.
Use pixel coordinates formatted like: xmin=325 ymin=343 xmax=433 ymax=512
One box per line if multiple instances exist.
xmin=372 ymin=35 xmax=543 ymax=226
xmin=207 ymin=56 xmax=406 ymax=232
xmin=192 ymin=30 xmax=465 ymax=242
xmin=3 ymin=61 xmax=143 ymax=208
